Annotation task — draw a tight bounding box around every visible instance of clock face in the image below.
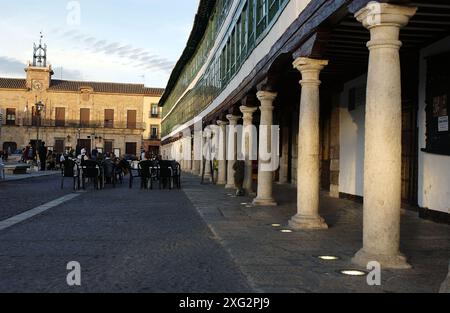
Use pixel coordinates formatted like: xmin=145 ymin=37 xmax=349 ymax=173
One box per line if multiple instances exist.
xmin=32 ymin=80 xmax=43 ymax=91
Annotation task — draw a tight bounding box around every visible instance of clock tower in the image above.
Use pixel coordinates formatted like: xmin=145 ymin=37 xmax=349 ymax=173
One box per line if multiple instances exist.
xmin=25 ymin=33 xmax=54 ymax=91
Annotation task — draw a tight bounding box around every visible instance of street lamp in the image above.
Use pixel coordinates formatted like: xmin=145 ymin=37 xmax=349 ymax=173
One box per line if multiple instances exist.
xmin=35 ymin=100 xmax=45 ymax=148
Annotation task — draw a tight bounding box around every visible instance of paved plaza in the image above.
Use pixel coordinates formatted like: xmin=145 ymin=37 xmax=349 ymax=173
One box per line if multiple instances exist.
xmin=0 ymin=173 xmax=448 ymax=293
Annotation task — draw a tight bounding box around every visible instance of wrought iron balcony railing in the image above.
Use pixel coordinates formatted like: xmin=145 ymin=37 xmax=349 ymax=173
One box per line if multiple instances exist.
xmin=4 ymin=119 xmax=146 ymax=130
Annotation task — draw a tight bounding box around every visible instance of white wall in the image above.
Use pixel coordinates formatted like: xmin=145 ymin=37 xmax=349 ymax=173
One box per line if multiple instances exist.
xmin=339 ymin=75 xmax=367 ymax=197
xmin=418 ymin=36 xmax=450 ymax=214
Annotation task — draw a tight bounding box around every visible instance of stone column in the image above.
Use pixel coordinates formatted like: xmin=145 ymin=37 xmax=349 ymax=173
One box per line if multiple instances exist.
xmin=217 ymin=120 xmax=228 ymax=185
xmin=289 ymin=57 xmax=328 ymax=230
xmin=253 ymin=91 xmax=277 ymax=206
xmin=240 ymin=106 xmax=258 ymax=195
xmin=225 ymin=114 xmax=240 ymax=189
xmin=278 ymin=126 xmax=289 ymax=184
xmin=352 ymin=3 xmax=416 ymax=269
xmin=203 ymin=129 xmax=212 ymax=178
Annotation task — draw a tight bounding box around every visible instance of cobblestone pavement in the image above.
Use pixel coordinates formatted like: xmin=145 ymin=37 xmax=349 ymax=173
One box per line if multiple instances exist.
xmin=183 ymin=174 xmax=450 ymax=293
xmin=0 ymin=173 xmax=71 ymax=221
xmin=1 ymin=170 xmax=60 ymax=182
xmin=0 ymin=175 xmax=252 ymax=293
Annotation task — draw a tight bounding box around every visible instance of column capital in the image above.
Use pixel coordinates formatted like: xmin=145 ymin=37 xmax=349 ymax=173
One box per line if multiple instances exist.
xmin=217 ymin=120 xmax=229 ymax=127
xmin=355 ymin=2 xmax=417 ymax=30
xmin=293 ymin=57 xmax=328 ymax=73
xmin=240 ymin=106 xmax=258 ymax=125
xmin=239 ymin=105 xmax=258 ymax=116
xmin=293 ymin=57 xmax=328 ymax=86
xmin=256 ymin=91 xmax=277 ymax=103
xmin=226 ymin=114 xmax=241 ymax=125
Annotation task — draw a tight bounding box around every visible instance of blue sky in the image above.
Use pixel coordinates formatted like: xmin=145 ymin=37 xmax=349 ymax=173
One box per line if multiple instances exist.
xmin=0 ymin=0 xmax=199 ymax=87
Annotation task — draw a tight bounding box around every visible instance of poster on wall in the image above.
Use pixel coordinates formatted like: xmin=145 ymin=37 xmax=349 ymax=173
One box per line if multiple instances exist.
xmin=438 ymin=116 xmax=449 ymax=132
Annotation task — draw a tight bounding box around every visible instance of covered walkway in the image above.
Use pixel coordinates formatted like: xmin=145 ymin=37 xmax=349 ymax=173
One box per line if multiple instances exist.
xmin=183 ymin=174 xmax=450 ymax=293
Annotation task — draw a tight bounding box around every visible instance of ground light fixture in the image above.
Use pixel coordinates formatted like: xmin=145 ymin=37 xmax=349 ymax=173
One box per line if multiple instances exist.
xmin=280 ymin=229 xmax=293 ymax=233
xmin=317 ymin=255 xmax=340 ymax=261
xmin=271 ymin=224 xmax=282 ymax=227
xmin=339 ymin=269 xmax=367 ymax=276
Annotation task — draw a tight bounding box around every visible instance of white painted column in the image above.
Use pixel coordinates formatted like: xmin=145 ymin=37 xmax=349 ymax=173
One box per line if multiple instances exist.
xmin=240 ymin=106 xmax=258 ymax=195
xmin=278 ymin=126 xmax=289 ymax=184
xmin=253 ymin=91 xmax=277 ymax=206
xmin=225 ymin=114 xmax=240 ymax=189
xmin=217 ymin=120 xmax=228 ymax=185
xmin=353 ymin=3 xmax=416 ymax=269
xmin=289 ymin=57 xmax=328 ymax=230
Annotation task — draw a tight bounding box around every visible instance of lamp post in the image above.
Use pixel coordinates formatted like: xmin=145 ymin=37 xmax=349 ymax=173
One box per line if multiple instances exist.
xmin=35 ymin=100 xmax=45 ymax=148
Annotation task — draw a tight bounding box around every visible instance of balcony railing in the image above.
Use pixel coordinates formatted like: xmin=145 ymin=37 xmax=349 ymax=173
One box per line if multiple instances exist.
xmin=149 ymin=135 xmax=160 ymax=140
xmin=5 ymin=119 xmax=146 ymax=130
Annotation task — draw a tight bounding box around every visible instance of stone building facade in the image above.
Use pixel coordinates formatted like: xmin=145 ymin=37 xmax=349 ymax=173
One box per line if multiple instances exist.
xmin=0 ymin=46 xmax=164 ymax=157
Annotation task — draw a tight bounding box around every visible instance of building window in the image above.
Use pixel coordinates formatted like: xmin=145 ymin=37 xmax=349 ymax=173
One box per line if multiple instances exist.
xmin=104 ymin=140 xmax=113 ymax=154
xmin=6 ymin=108 xmax=16 ymax=126
xmin=55 ymin=107 xmax=65 ymax=127
xmin=80 ymin=108 xmax=90 ymax=127
xmin=54 ymin=139 xmax=65 ymax=154
xmin=104 ymin=109 xmax=114 ymax=128
xmin=151 ymin=125 xmax=159 ymax=139
xmin=256 ymin=0 xmax=267 ymax=37
xmin=126 ymin=142 xmax=137 ymax=156
xmin=424 ymin=51 xmax=450 ymax=155
xmin=151 ymin=104 xmax=159 ymax=118
xmin=127 ymin=110 xmax=137 ymax=129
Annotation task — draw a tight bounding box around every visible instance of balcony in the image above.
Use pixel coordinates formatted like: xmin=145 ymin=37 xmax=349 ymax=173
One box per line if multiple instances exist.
xmin=10 ymin=119 xmax=146 ymax=130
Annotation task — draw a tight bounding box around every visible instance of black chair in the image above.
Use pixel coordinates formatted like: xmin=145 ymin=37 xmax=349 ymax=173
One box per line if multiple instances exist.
xmin=171 ymin=161 xmax=181 ymax=189
xmin=102 ymin=159 xmax=117 ymax=188
xmin=138 ymin=160 xmax=153 ymax=190
xmin=81 ymin=160 xmax=102 ymax=190
xmin=61 ymin=159 xmax=80 ymax=190
xmin=158 ymin=160 xmax=174 ymax=190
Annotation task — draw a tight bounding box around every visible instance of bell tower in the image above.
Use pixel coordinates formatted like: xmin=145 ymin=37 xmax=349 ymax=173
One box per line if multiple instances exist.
xmin=25 ymin=32 xmax=54 ymax=91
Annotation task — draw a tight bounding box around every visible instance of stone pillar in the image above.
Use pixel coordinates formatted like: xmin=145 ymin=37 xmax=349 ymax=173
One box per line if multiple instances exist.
xmin=240 ymin=106 xmax=258 ymax=195
xmin=352 ymin=3 xmax=416 ymax=269
xmin=203 ymin=129 xmax=212 ymax=178
xmin=253 ymin=91 xmax=277 ymax=206
xmin=278 ymin=126 xmax=289 ymax=184
xmin=217 ymin=120 xmax=228 ymax=185
xmin=289 ymin=57 xmax=328 ymax=230
xmin=225 ymin=114 xmax=240 ymax=189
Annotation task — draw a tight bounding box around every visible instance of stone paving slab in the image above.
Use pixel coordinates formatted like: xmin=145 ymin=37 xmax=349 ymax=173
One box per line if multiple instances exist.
xmin=182 ymin=173 xmax=450 ymax=293
xmin=0 ymin=178 xmax=252 ymax=293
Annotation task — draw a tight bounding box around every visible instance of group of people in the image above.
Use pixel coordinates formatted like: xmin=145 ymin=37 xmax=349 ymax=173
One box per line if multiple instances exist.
xmin=21 ymin=142 xmax=56 ymax=171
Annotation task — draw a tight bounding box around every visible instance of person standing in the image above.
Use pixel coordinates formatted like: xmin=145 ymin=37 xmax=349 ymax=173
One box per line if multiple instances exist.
xmin=38 ymin=142 xmax=48 ymax=171
xmin=91 ymin=147 xmax=99 ymax=161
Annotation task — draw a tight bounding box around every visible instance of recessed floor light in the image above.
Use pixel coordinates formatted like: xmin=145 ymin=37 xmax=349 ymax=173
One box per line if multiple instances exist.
xmin=280 ymin=229 xmax=293 ymax=233
xmin=339 ymin=269 xmax=367 ymax=276
xmin=318 ymin=255 xmax=340 ymax=261
xmin=271 ymin=224 xmax=282 ymax=227
xmin=240 ymin=203 xmax=247 ymax=205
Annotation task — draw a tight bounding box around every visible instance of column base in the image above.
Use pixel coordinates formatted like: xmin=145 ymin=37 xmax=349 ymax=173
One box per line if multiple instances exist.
xmin=352 ymin=249 xmax=412 ymax=270
xmin=276 ymin=180 xmax=288 ymax=185
xmin=245 ymin=190 xmax=256 ymax=197
xmin=289 ymin=214 xmax=328 ymax=230
xmin=252 ymin=197 xmax=277 ymax=206
xmin=217 ymin=180 xmax=227 ymax=185
xmin=225 ymin=184 xmax=235 ymax=189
